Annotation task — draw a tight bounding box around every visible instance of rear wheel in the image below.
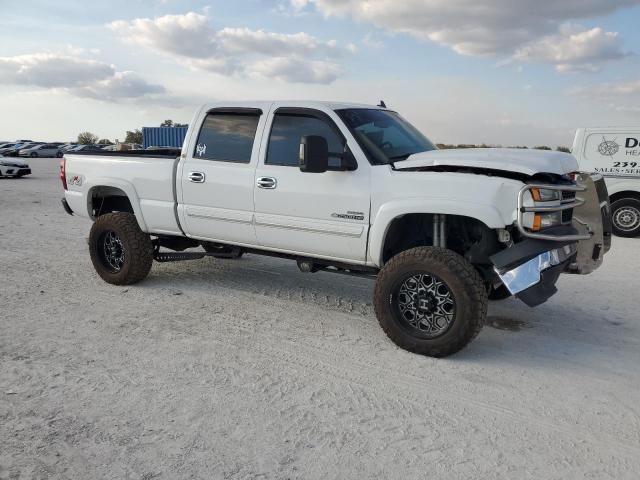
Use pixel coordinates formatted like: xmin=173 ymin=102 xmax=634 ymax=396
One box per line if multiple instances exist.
xmin=374 ymin=247 xmax=487 ymax=357
xmin=611 ymin=198 xmax=640 ymax=237
xmin=89 ymin=213 xmax=153 ymax=285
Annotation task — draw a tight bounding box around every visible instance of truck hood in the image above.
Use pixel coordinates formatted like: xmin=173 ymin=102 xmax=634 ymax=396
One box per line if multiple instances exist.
xmin=395 ymin=148 xmax=578 ymax=177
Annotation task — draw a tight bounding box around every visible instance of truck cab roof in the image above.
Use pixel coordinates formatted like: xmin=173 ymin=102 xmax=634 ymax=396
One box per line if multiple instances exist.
xmin=198 ymin=100 xmax=385 ymax=112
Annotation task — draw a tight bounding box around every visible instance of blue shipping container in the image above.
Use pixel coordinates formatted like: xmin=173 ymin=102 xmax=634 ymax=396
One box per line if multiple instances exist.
xmin=142 ymin=127 xmax=188 ymax=149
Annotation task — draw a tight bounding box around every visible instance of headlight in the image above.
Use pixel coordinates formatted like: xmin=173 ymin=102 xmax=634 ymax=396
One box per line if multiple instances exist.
xmin=522 ymin=188 xmax=564 ymax=232
xmin=530 ymin=188 xmax=561 ymax=202
xmin=531 ymin=211 xmax=563 ymax=231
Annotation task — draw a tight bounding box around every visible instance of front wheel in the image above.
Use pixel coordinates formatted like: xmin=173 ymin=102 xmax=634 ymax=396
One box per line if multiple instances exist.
xmin=611 ymin=198 xmax=640 ymax=237
xmin=30 ymin=152 xmax=37 ymax=158
xmin=373 ymin=247 xmax=487 ymax=357
xmin=89 ymin=212 xmax=153 ymax=285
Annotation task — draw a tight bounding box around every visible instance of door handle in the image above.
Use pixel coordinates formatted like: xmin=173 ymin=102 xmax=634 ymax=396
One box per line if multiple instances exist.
xmin=257 ymin=177 xmax=277 ymax=189
xmin=188 ymin=171 xmax=205 ymax=183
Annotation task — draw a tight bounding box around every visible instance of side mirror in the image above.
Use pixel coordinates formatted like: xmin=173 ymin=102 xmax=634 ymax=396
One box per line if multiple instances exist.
xmin=299 ymin=135 xmax=328 ymax=173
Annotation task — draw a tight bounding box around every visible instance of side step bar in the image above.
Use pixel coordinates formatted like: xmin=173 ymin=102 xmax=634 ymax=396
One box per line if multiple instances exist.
xmin=154 ymin=251 xmax=206 ymax=262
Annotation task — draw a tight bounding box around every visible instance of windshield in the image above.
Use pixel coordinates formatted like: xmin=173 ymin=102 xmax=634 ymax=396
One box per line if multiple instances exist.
xmin=336 ymin=109 xmax=436 ymax=165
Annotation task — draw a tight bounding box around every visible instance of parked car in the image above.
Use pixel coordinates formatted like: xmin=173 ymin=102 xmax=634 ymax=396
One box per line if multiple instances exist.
xmin=66 ymin=145 xmax=105 ymax=153
xmin=61 ymin=101 xmax=611 ymax=357
xmin=573 ymin=127 xmax=640 ymax=237
xmin=19 ymin=143 xmax=62 ymax=158
xmin=59 ymin=144 xmax=78 ymax=152
xmin=0 ymin=154 xmax=31 ymax=177
xmin=0 ymin=143 xmax=21 ymax=155
xmin=3 ymin=142 xmax=42 ymax=156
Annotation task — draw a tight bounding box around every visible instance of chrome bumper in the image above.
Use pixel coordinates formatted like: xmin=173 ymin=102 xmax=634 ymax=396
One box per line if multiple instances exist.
xmin=497 ymin=245 xmax=576 ymax=295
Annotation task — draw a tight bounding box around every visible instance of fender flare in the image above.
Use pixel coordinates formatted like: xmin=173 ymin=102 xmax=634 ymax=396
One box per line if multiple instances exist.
xmin=368 ymin=199 xmax=508 ymax=266
xmin=84 ymin=178 xmax=148 ymax=232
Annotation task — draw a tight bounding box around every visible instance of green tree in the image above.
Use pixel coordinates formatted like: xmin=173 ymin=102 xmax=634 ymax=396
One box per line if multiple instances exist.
xmin=160 ymin=119 xmax=188 ymax=128
xmin=556 ymin=146 xmax=571 ymax=153
xmin=124 ymin=129 xmax=143 ymax=144
xmin=534 ymin=145 xmax=552 ymax=151
xmin=77 ymin=131 xmax=99 ymax=145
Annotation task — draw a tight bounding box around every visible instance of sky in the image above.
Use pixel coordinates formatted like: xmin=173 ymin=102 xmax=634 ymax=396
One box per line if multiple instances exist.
xmin=1 ymin=0 xmax=640 ymax=147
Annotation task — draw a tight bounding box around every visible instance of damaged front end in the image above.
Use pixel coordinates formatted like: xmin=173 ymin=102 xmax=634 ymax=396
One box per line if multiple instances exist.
xmin=491 ymin=173 xmax=612 ymax=307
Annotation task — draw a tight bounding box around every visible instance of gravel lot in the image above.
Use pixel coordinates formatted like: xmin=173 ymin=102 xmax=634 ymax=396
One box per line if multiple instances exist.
xmin=1 ymin=158 xmax=640 ymax=479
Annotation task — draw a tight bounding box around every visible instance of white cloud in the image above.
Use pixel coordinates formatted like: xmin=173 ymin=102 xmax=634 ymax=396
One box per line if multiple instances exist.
xmin=108 ymin=12 xmax=349 ymax=84
xmin=0 ymin=53 xmax=114 ymax=88
xmin=250 ymin=57 xmax=341 ymax=84
xmin=514 ymin=26 xmax=628 ymax=72
xmin=570 ymin=80 xmax=640 ymax=98
xmin=0 ymin=53 xmax=164 ymax=101
xmin=217 ymin=27 xmax=340 ymax=57
xmin=569 ymin=79 xmax=640 ymax=116
xmin=109 ymin=12 xmax=218 ymax=59
xmin=295 ymin=0 xmax=638 ymax=70
xmin=74 ymin=71 xmax=165 ymax=101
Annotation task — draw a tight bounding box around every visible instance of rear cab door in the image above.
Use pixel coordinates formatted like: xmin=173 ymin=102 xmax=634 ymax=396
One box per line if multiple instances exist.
xmin=177 ymin=103 xmax=270 ymax=245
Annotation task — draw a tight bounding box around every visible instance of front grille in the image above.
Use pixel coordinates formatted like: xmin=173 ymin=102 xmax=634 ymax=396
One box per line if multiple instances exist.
xmin=561 ymin=190 xmax=576 ymax=224
xmin=517 ymin=182 xmax=591 ymax=241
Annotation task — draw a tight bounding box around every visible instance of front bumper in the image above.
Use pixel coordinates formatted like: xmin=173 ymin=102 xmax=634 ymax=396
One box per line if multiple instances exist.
xmin=493 ymin=243 xmax=576 ymax=306
xmin=491 ymin=172 xmax=611 ymax=307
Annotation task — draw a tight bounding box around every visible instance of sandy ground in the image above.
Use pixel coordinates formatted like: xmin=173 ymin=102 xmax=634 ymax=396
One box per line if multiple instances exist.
xmin=1 ymin=158 xmax=639 ymax=480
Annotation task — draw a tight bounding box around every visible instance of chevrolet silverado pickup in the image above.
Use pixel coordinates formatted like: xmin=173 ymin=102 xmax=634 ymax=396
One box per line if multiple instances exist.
xmin=61 ymin=101 xmax=612 ymax=357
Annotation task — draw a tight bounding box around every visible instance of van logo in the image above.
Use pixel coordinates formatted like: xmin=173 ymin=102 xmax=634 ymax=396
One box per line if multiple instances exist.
xmin=598 ymin=137 xmax=619 ymax=158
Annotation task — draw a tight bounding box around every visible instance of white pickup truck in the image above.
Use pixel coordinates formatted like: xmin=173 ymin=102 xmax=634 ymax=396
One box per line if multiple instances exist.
xmin=61 ymin=101 xmax=612 ymax=357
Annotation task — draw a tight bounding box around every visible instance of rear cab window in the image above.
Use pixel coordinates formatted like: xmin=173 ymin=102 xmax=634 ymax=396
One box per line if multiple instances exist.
xmin=194 ymin=111 xmax=261 ymax=163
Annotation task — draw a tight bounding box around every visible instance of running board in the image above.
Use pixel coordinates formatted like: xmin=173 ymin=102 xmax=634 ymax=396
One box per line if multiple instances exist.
xmin=154 ymin=251 xmax=206 ymax=262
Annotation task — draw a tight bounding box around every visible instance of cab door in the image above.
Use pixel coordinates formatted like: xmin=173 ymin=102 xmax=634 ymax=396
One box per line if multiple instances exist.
xmin=253 ymin=107 xmax=371 ymax=263
xmin=178 ymin=107 xmax=266 ymax=245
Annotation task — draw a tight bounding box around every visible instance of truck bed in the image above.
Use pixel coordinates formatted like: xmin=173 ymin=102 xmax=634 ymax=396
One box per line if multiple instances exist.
xmin=63 ymin=151 xmax=183 ymax=235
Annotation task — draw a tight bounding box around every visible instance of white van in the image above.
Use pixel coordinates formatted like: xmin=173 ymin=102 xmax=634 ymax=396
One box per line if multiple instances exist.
xmin=573 ymin=127 xmax=640 ymax=237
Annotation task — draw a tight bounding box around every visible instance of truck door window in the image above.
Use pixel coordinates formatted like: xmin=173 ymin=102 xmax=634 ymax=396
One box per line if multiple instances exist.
xmin=266 ymin=114 xmax=344 ymax=168
xmin=194 ymin=113 xmax=260 ymax=163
